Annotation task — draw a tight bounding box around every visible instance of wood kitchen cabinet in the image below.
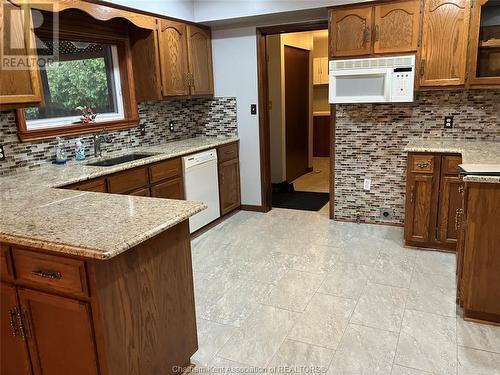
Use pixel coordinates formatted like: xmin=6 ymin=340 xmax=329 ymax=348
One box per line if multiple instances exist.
xmin=419 ymin=0 xmax=471 ymax=87
xmin=373 ymin=1 xmax=420 ymax=54
xmin=217 ymin=142 xmax=241 ymax=216
xmin=405 ymin=153 xmax=462 ymax=251
xmin=187 ymin=25 xmax=214 ymax=96
xmin=313 ymin=57 xmax=329 ymax=85
xmin=467 ymin=0 xmax=500 ymax=86
xmin=0 ymin=1 xmax=43 ymax=110
xmin=151 ymin=177 xmax=184 ymax=200
xmin=330 ymin=7 xmax=373 ymax=57
xmin=0 ymin=221 xmax=198 ymax=375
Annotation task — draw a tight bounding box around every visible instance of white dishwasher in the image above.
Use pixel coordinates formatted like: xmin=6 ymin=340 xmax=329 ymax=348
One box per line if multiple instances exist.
xmin=182 ymin=149 xmax=221 ymax=233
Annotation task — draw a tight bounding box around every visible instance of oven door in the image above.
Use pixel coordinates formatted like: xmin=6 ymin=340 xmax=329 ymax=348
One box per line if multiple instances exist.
xmin=329 ymin=68 xmax=391 ymax=104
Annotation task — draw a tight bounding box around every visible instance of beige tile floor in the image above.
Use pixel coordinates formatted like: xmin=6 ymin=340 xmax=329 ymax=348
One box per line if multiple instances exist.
xmin=190 ymin=209 xmax=500 ymax=375
xmin=293 ymin=157 xmax=330 ymax=193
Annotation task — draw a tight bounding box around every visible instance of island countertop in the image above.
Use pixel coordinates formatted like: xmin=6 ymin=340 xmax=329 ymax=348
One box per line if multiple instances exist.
xmin=404 ymin=139 xmax=500 ymax=184
xmin=0 ymin=136 xmax=238 ymax=259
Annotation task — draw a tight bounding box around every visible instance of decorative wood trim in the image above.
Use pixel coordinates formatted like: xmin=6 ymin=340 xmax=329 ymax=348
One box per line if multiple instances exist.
xmin=240 ymin=204 xmax=268 ymax=213
xmin=258 ymin=21 xmax=329 ymax=36
xmin=10 ymin=0 xmax=157 ymax=29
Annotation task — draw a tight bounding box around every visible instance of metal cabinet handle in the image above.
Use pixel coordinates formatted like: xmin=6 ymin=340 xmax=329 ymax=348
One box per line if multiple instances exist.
xmin=410 ymin=185 xmax=415 ymax=203
xmin=9 ymin=308 xmax=28 ymax=340
xmin=31 ymin=269 xmax=62 ymax=280
xmin=9 ymin=308 xmax=19 ymax=337
xmin=364 ymin=27 xmax=371 ymax=44
xmin=458 ymin=185 xmax=464 ymax=194
xmin=455 ymin=208 xmax=464 ymax=231
xmin=375 ymin=25 xmax=380 ymax=41
xmin=417 ymin=161 xmax=430 ymax=169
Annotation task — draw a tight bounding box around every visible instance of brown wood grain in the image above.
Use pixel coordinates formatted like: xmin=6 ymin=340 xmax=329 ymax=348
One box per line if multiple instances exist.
xmin=217 ymin=142 xmax=239 ymax=164
xmin=149 ymin=158 xmax=182 ymax=184
xmin=18 ymin=287 xmax=99 ymax=375
xmin=91 ymin=221 xmax=198 ymax=375
xmin=437 ymin=175 xmax=462 ymax=245
xmin=219 ymin=158 xmax=241 ymax=215
xmin=0 ymin=245 xmax=15 ymax=282
xmin=187 ymin=25 xmax=214 ymax=96
xmin=150 ymin=177 xmax=184 ymax=200
xmin=128 ymin=186 xmax=151 ymax=197
xmin=0 ymin=283 xmax=32 ymax=375
xmin=330 ymin=6 xmax=373 ymax=57
xmin=405 ymin=172 xmax=434 ymax=243
xmin=313 ymin=116 xmax=331 ymax=157
xmin=419 ymin=0 xmax=471 ymax=86
xmin=107 ymin=166 xmax=149 ymax=194
xmin=374 ymin=0 xmax=420 ymax=54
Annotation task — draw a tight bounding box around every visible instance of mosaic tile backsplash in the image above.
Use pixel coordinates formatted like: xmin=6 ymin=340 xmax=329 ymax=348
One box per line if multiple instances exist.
xmin=0 ymin=97 xmax=237 ymax=175
xmin=334 ymin=90 xmax=500 ymax=225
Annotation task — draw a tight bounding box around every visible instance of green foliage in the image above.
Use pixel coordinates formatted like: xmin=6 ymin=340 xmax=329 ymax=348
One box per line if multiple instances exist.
xmin=25 ymin=57 xmax=113 ymax=121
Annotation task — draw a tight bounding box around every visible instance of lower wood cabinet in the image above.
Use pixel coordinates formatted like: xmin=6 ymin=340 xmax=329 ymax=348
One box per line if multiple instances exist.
xmin=151 ymin=177 xmax=184 ymax=200
xmin=217 ymin=142 xmax=241 ymax=216
xmin=405 ymin=153 xmax=462 ymax=251
xmin=0 ymin=221 xmax=197 ymax=375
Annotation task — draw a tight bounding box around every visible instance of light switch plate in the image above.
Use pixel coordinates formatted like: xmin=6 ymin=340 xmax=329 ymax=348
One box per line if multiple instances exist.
xmin=250 ymin=104 xmax=257 ymax=115
xmin=0 ymin=144 xmax=5 ymax=161
xmin=363 ymin=179 xmax=371 ymax=191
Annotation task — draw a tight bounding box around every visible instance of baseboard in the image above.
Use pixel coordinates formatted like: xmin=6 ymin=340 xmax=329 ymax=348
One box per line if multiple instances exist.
xmin=240 ymin=204 xmax=269 ymax=213
xmin=333 ymin=217 xmax=404 ymax=228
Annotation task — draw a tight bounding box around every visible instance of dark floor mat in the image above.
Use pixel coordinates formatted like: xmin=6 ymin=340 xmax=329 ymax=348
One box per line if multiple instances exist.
xmin=272 ymin=191 xmax=329 ymax=211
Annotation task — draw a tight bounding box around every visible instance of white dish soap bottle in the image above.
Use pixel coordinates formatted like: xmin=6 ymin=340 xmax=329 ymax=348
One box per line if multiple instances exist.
xmin=75 ymin=138 xmax=85 ymax=161
xmin=55 ymin=137 xmax=67 ymax=165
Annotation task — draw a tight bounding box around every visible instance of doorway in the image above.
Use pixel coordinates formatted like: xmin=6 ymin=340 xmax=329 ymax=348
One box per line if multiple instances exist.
xmin=261 ymin=26 xmax=333 ymax=215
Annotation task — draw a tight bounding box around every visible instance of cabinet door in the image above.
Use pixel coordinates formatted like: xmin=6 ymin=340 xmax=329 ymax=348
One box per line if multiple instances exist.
xmin=18 ymin=288 xmax=99 ymax=375
xmin=150 ymin=177 xmax=184 ymax=200
xmin=330 ymin=7 xmax=373 ymax=57
xmin=1 ymin=284 xmax=32 ymax=375
xmin=187 ymin=25 xmax=214 ymax=96
xmin=437 ymin=176 xmax=463 ymax=245
xmin=313 ymin=57 xmax=323 ymax=85
xmin=0 ymin=1 xmax=43 ymax=110
xmin=374 ymin=1 xmax=420 ymax=54
xmin=468 ymin=0 xmax=500 ymax=86
xmin=219 ymin=159 xmax=241 ymax=216
xmin=405 ymin=173 xmax=434 ymax=243
xmin=157 ymin=20 xmax=190 ymax=97
xmin=419 ymin=0 xmax=471 ymax=86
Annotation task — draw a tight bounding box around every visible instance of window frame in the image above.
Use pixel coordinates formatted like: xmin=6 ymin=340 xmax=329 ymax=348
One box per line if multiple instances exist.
xmin=16 ymin=11 xmax=140 ymax=142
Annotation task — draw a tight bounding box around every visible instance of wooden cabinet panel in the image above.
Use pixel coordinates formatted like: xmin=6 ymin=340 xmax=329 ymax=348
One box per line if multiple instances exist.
xmin=12 ymin=249 xmax=88 ymax=298
xmin=129 ymin=187 xmax=151 ymax=197
xmin=18 ymin=288 xmax=99 ymax=375
xmin=419 ymin=0 xmax=471 ymax=86
xmin=0 ymin=1 xmax=43 ymax=110
xmin=219 ymin=159 xmax=241 ymax=215
xmin=107 ymin=167 xmax=149 ymax=194
xmin=1 ymin=283 xmax=32 ymax=375
xmin=330 ymin=7 xmax=373 ymax=57
xmin=157 ymin=19 xmax=190 ymax=97
xmin=374 ymin=1 xmax=420 ymax=54
xmin=313 ymin=115 xmax=331 ymax=157
xmin=66 ymin=178 xmax=107 ymax=193
xmin=405 ymin=173 xmax=434 ymax=243
xmin=149 ymin=158 xmax=182 ymax=184
xmin=409 ymin=154 xmax=435 ymax=173
xmin=151 ymin=177 xmax=184 ymax=200
xmin=217 ymin=142 xmax=239 ymax=164
xmin=441 ymin=155 xmax=462 ymax=175
xmin=437 ymin=176 xmax=462 ymax=244
xmin=187 ymin=25 xmax=214 ymax=96
xmin=313 ymin=57 xmax=329 ymax=85
xmin=1 ymin=245 xmax=14 ymax=282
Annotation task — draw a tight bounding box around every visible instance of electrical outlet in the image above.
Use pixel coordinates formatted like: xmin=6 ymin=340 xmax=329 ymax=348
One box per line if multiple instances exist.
xmin=363 ymin=178 xmax=372 ymax=191
xmin=0 ymin=144 xmax=5 ymax=161
xmin=139 ymin=124 xmax=146 ymax=136
xmin=168 ymin=121 xmax=175 ymax=132
xmin=444 ymin=116 xmax=454 ymax=129
xmin=380 ymin=208 xmax=394 ymax=220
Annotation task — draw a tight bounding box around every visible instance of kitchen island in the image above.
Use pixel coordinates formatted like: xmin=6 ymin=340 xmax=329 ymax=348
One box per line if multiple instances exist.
xmin=0 ymin=136 xmax=237 ymax=375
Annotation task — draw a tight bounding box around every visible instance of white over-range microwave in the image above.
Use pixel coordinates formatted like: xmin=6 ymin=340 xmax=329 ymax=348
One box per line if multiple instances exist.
xmin=329 ymin=55 xmax=415 ymax=104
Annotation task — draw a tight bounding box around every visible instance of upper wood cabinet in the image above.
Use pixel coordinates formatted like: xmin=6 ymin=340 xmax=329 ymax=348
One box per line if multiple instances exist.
xmin=313 ymin=57 xmax=329 ymax=85
xmin=187 ymin=25 xmax=214 ymax=96
xmin=374 ymin=1 xmax=420 ymax=54
xmin=419 ymin=0 xmax=471 ymax=87
xmin=330 ymin=7 xmax=373 ymax=57
xmin=467 ymin=0 xmax=500 ymax=86
xmin=157 ymin=20 xmax=191 ymax=97
xmin=0 ymin=1 xmax=43 ymax=110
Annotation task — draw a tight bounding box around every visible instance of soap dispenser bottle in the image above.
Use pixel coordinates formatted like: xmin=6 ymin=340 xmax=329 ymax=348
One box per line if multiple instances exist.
xmin=75 ymin=138 xmax=85 ymax=161
xmin=55 ymin=137 xmax=67 ymax=165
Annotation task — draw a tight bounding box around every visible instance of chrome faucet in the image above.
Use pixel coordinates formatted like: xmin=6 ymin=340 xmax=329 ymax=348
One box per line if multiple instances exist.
xmin=93 ymin=130 xmax=112 ymax=158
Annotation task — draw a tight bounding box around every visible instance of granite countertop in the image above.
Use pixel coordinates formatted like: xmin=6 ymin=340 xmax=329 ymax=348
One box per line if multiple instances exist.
xmin=404 ymin=139 xmax=500 ymax=184
xmin=0 ymin=136 xmax=238 ymax=260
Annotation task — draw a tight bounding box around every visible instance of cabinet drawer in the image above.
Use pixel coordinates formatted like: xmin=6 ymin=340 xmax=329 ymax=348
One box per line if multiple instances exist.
xmin=12 ymin=249 xmax=88 ymax=297
xmin=441 ymin=155 xmax=462 ymax=175
xmin=1 ymin=245 xmax=14 ymax=281
xmin=107 ymin=167 xmax=148 ymax=194
xmin=129 ymin=187 xmax=151 ymax=197
xmin=409 ymin=154 xmax=435 ymax=173
xmin=151 ymin=177 xmax=184 ymax=200
xmin=149 ymin=158 xmax=182 ymax=184
xmin=217 ymin=142 xmax=239 ymax=163
xmin=68 ymin=178 xmax=107 ymax=193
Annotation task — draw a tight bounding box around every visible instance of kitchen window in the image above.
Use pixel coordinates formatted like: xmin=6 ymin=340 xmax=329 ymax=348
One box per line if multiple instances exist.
xmin=24 ymin=40 xmax=125 ymax=130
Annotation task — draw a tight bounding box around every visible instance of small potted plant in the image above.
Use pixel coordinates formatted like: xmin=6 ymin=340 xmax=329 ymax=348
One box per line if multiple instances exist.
xmin=76 ymin=106 xmax=97 ymax=124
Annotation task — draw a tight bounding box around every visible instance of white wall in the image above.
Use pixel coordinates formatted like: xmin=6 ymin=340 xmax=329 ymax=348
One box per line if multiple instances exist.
xmin=194 ymin=0 xmax=372 ymax=23
xmin=107 ymin=0 xmax=195 ymax=21
xmin=211 ymin=26 xmax=262 ymax=206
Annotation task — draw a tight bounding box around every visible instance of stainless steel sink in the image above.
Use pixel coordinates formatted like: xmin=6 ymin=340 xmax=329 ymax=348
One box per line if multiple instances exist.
xmin=87 ymin=153 xmax=156 ymax=167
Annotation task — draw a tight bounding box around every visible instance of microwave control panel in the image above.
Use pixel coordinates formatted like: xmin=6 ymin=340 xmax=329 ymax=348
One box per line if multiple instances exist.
xmin=391 ymin=67 xmax=414 ymax=102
